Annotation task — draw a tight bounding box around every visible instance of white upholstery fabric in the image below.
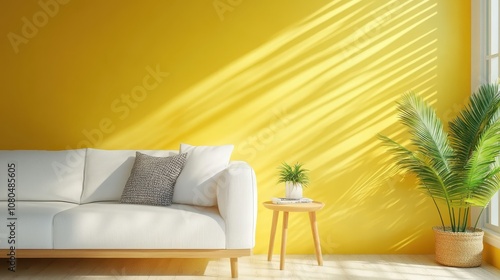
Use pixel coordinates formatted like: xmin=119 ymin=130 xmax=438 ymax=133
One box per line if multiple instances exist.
xmin=173 ymin=144 xmax=234 ymax=206
xmin=0 ymin=150 xmax=85 ymax=203
xmin=81 ymin=149 xmax=177 ymax=203
xmin=53 ymin=202 xmax=226 ymax=249
xmin=217 ymin=161 xmax=257 ymax=249
xmin=0 ymin=202 xmax=77 ymax=249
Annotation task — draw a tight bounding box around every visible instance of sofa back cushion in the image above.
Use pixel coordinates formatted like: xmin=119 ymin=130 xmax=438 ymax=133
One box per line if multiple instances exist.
xmin=0 ymin=149 xmax=86 ymax=203
xmin=81 ymin=149 xmax=177 ymax=203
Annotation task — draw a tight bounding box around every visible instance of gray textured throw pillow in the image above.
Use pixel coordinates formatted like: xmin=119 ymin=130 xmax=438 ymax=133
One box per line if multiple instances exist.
xmin=120 ymin=152 xmax=187 ymax=206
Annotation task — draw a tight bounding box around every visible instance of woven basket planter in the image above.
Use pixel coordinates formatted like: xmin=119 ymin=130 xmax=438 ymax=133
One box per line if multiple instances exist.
xmin=433 ymin=226 xmax=484 ymax=267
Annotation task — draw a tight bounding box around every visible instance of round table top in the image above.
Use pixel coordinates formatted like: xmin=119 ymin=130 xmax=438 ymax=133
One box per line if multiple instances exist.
xmin=262 ymin=201 xmax=325 ymax=212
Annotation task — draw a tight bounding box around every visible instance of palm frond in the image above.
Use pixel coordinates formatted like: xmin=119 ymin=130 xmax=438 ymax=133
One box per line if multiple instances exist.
xmin=449 ymin=83 xmax=500 ymax=170
xmin=397 ymin=93 xmax=455 ymax=188
xmin=398 ymin=93 xmax=453 ymax=171
xmin=378 ymin=135 xmax=457 ymax=202
xmin=466 ymin=158 xmax=500 ymax=208
xmin=463 ymin=121 xmax=500 ymax=193
xmin=378 ymin=134 xmax=449 ymax=228
xmin=467 ymin=174 xmax=500 ymax=207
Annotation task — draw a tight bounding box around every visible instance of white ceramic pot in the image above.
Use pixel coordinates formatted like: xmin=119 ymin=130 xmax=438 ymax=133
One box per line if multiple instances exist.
xmin=285 ymin=181 xmax=303 ymax=199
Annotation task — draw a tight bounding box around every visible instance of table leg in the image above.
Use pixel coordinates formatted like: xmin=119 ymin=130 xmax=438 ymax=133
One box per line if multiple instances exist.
xmin=267 ymin=210 xmax=279 ymax=261
xmin=280 ymin=211 xmax=289 ymax=270
xmin=309 ymin=211 xmax=323 ymax=266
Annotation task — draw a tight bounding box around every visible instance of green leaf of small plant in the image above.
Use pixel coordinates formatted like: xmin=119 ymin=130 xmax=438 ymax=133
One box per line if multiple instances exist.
xmin=277 ymin=162 xmax=310 ymax=187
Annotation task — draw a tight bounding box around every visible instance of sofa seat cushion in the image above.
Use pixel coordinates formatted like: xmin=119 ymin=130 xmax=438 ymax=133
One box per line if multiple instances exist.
xmin=53 ymin=203 xmax=226 ymax=249
xmin=0 ymin=201 xmax=78 ymax=249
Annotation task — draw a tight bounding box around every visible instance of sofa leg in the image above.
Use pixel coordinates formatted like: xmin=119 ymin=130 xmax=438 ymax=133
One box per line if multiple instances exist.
xmin=230 ymin=257 xmax=238 ymax=278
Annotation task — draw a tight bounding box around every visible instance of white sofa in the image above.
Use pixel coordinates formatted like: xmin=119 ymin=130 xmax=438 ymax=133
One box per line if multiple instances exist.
xmin=0 ymin=148 xmax=257 ymax=278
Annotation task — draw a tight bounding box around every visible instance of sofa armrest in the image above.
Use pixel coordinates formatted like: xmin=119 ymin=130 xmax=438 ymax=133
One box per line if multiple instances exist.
xmin=217 ymin=161 xmax=257 ymax=249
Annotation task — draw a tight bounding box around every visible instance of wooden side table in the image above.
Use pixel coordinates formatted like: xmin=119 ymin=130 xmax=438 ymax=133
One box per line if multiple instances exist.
xmin=262 ymin=201 xmax=325 ymax=270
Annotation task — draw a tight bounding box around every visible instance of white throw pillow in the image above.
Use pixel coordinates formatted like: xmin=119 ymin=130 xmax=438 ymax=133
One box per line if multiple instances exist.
xmin=172 ymin=144 xmax=234 ymax=206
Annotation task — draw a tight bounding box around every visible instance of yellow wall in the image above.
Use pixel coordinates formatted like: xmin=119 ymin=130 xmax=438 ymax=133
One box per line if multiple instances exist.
xmin=484 ymin=242 xmax=500 ymax=269
xmin=0 ymin=0 xmax=477 ymax=255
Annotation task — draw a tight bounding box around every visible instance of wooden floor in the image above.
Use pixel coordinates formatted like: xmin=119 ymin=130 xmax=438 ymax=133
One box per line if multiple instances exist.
xmin=1 ymin=255 xmax=499 ymax=279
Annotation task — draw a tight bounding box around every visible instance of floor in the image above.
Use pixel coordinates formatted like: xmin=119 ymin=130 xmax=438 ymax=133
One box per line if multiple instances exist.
xmin=0 ymin=255 xmax=499 ymax=279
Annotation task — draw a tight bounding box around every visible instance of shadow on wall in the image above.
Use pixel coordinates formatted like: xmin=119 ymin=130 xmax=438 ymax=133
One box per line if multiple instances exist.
xmin=97 ymin=1 xmax=440 ymax=152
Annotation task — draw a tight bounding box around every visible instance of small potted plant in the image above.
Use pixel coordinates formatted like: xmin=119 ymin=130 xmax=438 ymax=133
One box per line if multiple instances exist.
xmin=278 ymin=162 xmax=310 ymax=199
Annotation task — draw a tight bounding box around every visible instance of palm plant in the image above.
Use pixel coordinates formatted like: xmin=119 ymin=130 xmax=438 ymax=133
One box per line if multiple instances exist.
xmin=379 ymin=83 xmax=500 ymax=232
xmin=278 ymin=162 xmax=310 ymax=187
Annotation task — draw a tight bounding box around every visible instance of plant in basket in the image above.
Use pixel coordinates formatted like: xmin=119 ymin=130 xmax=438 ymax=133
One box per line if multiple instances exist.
xmin=379 ymin=83 xmax=500 ymax=267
